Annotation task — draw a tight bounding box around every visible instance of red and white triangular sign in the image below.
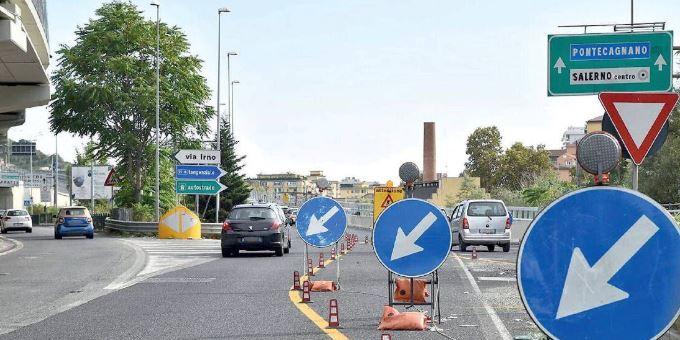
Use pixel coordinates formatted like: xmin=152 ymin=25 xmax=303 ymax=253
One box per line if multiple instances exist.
xmin=599 ymin=92 xmax=679 ymax=165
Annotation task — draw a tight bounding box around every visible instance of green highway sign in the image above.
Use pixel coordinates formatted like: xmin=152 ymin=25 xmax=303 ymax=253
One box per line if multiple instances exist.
xmin=548 ymin=31 xmax=673 ymax=96
xmin=175 ymin=180 xmax=226 ymax=195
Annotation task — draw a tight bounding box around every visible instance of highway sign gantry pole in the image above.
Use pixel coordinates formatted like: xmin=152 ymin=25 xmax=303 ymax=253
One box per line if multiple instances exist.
xmin=547 ymin=31 xmax=673 ymax=96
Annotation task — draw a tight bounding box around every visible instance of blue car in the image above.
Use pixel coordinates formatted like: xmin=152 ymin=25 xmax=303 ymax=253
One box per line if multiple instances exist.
xmin=54 ymin=206 xmax=94 ymax=239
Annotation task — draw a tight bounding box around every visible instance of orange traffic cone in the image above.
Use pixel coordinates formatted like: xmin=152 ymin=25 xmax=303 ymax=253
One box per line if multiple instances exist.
xmin=328 ymin=299 xmax=340 ymax=328
xmin=292 ymin=271 xmax=301 ymax=291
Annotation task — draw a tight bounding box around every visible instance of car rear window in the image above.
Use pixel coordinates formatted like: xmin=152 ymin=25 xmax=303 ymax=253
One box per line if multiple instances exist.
xmin=62 ymin=208 xmax=87 ymax=216
xmin=7 ymin=210 xmax=28 ymax=216
xmin=467 ymin=202 xmax=507 ymax=217
xmin=229 ymin=208 xmax=276 ymax=220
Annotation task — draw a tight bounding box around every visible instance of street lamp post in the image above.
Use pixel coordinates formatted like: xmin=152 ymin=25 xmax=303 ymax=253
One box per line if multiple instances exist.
xmin=230 ymin=80 xmax=239 ymax=136
xmin=215 ymin=7 xmax=230 ymax=223
xmin=151 ymin=0 xmax=160 ymax=222
xmin=226 ymin=52 xmax=237 ymax=134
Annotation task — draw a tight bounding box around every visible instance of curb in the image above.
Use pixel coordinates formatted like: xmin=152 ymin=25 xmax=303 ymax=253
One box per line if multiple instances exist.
xmin=0 ymin=236 xmax=23 ymax=257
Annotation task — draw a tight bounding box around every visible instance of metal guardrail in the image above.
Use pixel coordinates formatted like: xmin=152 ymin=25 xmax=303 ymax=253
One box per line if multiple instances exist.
xmin=104 ymin=218 xmax=222 ymax=236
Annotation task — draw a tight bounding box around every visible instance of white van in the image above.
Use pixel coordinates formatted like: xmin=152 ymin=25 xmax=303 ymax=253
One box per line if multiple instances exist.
xmin=449 ymin=199 xmax=511 ymax=252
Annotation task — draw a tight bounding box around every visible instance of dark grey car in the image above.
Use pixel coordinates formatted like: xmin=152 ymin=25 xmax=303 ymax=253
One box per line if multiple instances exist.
xmin=221 ymin=203 xmax=291 ymax=257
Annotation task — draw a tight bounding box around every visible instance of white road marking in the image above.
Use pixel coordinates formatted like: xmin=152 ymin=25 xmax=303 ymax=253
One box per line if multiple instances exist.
xmin=453 ymin=253 xmax=513 ymax=340
xmin=0 ymin=236 xmax=23 ymax=257
xmin=478 ymin=277 xmax=517 ymax=282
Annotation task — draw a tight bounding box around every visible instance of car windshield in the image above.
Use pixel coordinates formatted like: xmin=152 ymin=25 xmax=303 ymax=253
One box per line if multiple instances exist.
xmin=62 ymin=208 xmax=87 ymax=216
xmin=467 ymin=202 xmax=507 ymax=217
xmin=229 ymin=208 xmax=276 ymax=220
xmin=7 ymin=210 xmax=28 ymax=216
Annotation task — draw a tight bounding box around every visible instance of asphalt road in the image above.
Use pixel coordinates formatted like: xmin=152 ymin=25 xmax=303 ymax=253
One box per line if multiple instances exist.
xmin=0 ymin=226 xmax=137 ymax=335
xmin=0 ymin=225 xmax=549 ymax=340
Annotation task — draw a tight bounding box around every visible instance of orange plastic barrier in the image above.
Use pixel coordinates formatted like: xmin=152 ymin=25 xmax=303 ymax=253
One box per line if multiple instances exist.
xmin=310 ymin=280 xmax=336 ymax=292
xmin=393 ymin=278 xmax=429 ymax=303
xmin=377 ymin=306 xmax=428 ymax=331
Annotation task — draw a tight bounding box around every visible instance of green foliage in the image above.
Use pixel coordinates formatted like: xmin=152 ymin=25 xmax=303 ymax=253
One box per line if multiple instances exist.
xmin=490 ymin=187 xmax=527 ymax=206
xmin=522 ymin=172 xmax=577 ymax=207
xmin=131 ymin=202 xmax=154 ymax=222
xmin=464 ymin=126 xmax=503 ymax=189
xmin=199 ymin=120 xmax=251 ymax=221
xmin=50 ymin=2 xmax=214 ymax=206
xmin=496 ymin=143 xmax=552 ymax=191
xmin=447 ymin=175 xmax=489 ymax=207
xmin=74 ymin=141 xmax=109 ymax=166
xmin=639 ymin=94 xmax=680 ymax=203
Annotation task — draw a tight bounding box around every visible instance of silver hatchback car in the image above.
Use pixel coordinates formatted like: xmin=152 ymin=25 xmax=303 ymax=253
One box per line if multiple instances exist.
xmin=450 ymin=199 xmax=511 ymax=252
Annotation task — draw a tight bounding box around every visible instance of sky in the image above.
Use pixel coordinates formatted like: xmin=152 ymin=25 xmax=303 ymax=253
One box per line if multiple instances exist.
xmin=16 ymin=0 xmax=680 ymax=183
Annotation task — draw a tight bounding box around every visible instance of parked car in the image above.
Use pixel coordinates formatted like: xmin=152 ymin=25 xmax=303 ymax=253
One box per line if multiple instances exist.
xmin=0 ymin=209 xmax=32 ymax=233
xmin=289 ymin=208 xmax=298 ymax=225
xmin=221 ymin=203 xmax=291 ymax=257
xmin=54 ymin=206 xmax=94 ymax=239
xmin=450 ymin=199 xmax=511 ymax=252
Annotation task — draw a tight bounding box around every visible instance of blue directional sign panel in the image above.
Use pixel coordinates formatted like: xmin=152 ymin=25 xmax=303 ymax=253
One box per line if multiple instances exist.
xmin=175 ymin=165 xmax=225 ymax=180
xmin=373 ymin=199 xmax=451 ymax=278
xmin=296 ymin=197 xmax=347 ymax=248
xmin=518 ymin=187 xmax=680 ymax=339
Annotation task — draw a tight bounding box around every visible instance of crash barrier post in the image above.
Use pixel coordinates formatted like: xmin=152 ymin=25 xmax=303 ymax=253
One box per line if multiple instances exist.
xmin=387 ymin=271 xmax=441 ymax=324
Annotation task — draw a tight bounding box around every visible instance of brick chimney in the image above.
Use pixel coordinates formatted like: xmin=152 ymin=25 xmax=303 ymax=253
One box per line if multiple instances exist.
xmin=423 ymin=122 xmax=436 ymax=182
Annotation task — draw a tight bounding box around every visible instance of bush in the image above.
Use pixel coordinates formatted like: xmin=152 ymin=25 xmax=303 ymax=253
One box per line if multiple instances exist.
xmin=132 ymin=203 xmax=155 ymax=222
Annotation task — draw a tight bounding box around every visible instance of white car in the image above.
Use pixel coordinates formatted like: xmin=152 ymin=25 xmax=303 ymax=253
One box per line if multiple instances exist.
xmin=450 ymin=200 xmax=511 ymax=252
xmin=0 ymin=209 xmax=32 ymax=233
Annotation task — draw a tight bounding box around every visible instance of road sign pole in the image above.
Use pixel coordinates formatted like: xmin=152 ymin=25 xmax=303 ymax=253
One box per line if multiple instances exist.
xmin=632 ymin=163 xmax=639 ymax=190
xmin=336 ymin=242 xmax=340 ymax=290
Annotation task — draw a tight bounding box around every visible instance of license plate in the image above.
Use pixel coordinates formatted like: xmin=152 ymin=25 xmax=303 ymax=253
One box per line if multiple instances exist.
xmin=13 ymin=223 xmax=23 ymax=226
xmin=480 ymin=229 xmax=495 ymax=234
xmin=242 ymin=237 xmax=262 ymax=243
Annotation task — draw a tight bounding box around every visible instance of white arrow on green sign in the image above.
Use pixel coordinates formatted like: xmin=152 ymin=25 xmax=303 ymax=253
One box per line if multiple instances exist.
xmin=175 ymin=180 xmax=226 ymax=195
xmin=548 ymin=31 xmax=673 ymax=96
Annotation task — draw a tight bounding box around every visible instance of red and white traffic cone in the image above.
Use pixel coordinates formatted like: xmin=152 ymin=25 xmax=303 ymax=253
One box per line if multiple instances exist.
xmin=331 ymin=248 xmax=336 ymax=260
xmin=307 ymin=258 xmax=315 ymax=276
xmin=471 ymin=246 xmax=478 ymax=260
xmin=381 ymin=334 xmax=392 ymax=340
xmin=340 ymin=243 xmax=345 ymax=255
xmin=365 ymin=235 xmax=369 ymax=244
xmin=301 ymin=280 xmax=311 ymax=303
xmin=319 ymin=253 xmax=325 ymax=268
xmin=328 ymin=299 xmax=340 ymax=328
xmin=292 ymin=271 xmax=301 ymax=291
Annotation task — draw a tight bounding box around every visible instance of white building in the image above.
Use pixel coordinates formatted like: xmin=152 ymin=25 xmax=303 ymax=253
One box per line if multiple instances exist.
xmin=561 ymin=126 xmax=586 ymax=147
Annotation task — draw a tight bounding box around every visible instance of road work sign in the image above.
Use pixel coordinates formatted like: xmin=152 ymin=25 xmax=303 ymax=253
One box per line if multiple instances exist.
xmin=599 ymin=92 xmax=679 ymax=165
xmin=373 ymin=186 xmax=405 ymax=222
xmin=296 ymin=197 xmax=347 ymax=248
xmin=518 ymin=187 xmax=680 ymax=339
xmin=373 ymin=199 xmax=451 ymax=277
xmin=158 ymin=205 xmax=201 ymax=239
xmin=548 ymin=31 xmax=673 ymax=95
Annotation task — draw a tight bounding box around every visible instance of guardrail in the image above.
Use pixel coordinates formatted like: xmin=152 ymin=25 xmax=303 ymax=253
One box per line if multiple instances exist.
xmin=104 ymin=218 xmax=222 ymax=236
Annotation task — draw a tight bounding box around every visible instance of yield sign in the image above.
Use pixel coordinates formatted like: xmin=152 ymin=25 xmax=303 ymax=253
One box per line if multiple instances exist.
xmin=380 ymin=194 xmax=394 ymax=208
xmin=599 ymin=92 xmax=679 ymax=165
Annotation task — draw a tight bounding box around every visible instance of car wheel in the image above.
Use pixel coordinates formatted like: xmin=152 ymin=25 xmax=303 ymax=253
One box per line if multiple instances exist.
xmin=502 ymin=243 xmax=510 ymax=252
xmin=459 ymin=235 xmax=467 ymax=252
xmin=221 ymin=247 xmax=231 ymax=258
xmin=26 ymin=228 xmax=32 ymax=233
xmin=486 ymin=245 xmax=495 ymax=252
xmin=284 ymin=243 xmax=290 ymax=254
xmin=86 ymin=233 xmax=94 ymax=239
xmin=1 ymin=228 xmax=6 ymax=234
xmin=55 ymin=232 xmax=62 ymax=240
xmin=274 ymin=247 xmax=284 ymax=257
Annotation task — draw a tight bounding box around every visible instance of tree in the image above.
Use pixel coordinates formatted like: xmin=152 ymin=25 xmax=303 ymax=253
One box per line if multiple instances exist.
xmin=496 ymin=142 xmax=552 ymax=191
xmin=522 ymin=172 xmax=576 ymax=207
xmin=640 ymin=92 xmax=680 ymax=203
xmin=49 ymin=2 xmax=213 ymax=207
xmin=445 ymin=175 xmax=489 ymax=207
xmin=199 ymin=120 xmax=251 ymax=221
xmin=464 ymin=126 xmax=503 ymax=189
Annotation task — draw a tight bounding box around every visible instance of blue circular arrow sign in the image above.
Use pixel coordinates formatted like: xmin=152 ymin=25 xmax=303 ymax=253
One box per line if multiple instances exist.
xmin=296 ymin=197 xmax=347 ymax=248
xmin=373 ymin=199 xmax=451 ymax=277
xmin=518 ymin=187 xmax=680 ymax=339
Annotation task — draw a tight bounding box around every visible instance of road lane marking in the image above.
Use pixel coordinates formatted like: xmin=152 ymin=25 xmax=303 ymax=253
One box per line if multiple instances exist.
xmin=478 ymin=277 xmax=517 ymax=282
xmin=0 ymin=236 xmax=23 ymax=257
xmin=288 ymin=251 xmax=349 ymax=340
xmin=453 ymin=252 xmax=513 ymax=340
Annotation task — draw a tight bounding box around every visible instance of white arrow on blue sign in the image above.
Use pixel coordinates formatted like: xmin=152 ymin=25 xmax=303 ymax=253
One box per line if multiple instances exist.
xmin=175 ymin=165 xmax=226 ymax=181
xmin=296 ymin=197 xmax=347 ymax=248
xmin=373 ymin=199 xmax=451 ymax=278
xmin=518 ymin=187 xmax=680 ymax=339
